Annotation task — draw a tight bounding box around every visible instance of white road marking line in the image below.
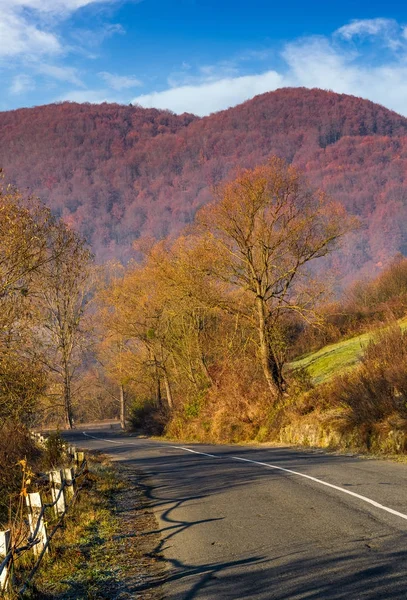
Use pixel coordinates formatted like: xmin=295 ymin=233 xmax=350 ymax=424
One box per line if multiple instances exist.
xmin=82 ymin=432 xmax=125 ymax=444
xmin=80 ymin=432 xmax=407 ymax=523
xmin=168 ymin=445 xmax=218 ymax=458
xmin=232 ymin=456 xmax=407 ymax=522
xmin=81 ymin=433 xmax=217 ymax=457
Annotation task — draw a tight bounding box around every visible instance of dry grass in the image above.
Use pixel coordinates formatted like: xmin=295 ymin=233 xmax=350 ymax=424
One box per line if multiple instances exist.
xmin=166 ymin=357 xmax=274 ymax=443
xmin=0 ymin=423 xmax=41 ymax=525
xmin=14 ymin=455 xmax=165 ymax=600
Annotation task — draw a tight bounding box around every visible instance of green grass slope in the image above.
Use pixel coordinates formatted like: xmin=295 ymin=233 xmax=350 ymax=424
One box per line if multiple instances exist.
xmin=290 ymin=317 xmax=407 ymax=385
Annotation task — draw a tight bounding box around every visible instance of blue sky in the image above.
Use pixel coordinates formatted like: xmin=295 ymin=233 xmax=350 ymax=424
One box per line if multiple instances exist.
xmin=1 ymin=0 xmax=407 ymax=116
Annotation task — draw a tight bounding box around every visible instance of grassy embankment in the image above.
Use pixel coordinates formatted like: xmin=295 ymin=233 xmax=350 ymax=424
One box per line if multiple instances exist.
xmin=289 ymin=316 xmax=407 ymax=385
xmin=279 ymin=317 xmax=407 ymax=453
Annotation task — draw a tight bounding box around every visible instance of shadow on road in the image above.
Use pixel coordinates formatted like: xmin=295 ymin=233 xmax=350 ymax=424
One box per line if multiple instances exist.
xmin=63 ymin=430 xmax=407 ymax=599
xmin=123 ymin=457 xmax=407 ymax=600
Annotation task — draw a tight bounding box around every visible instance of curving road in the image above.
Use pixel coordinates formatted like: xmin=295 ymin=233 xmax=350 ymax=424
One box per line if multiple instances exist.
xmin=63 ymin=427 xmax=407 ymax=599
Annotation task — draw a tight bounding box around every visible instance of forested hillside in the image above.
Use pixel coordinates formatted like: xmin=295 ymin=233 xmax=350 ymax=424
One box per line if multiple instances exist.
xmin=2 ymin=87 xmax=407 ymax=279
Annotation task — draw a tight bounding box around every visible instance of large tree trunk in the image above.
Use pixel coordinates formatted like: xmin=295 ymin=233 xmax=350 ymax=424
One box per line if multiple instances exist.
xmin=63 ymin=371 xmax=73 ymax=429
xmin=200 ymin=353 xmax=215 ymax=387
xmin=255 ymin=296 xmax=281 ymax=398
xmin=162 ymin=369 xmax=174 ymax=410
xmin=119 ymin=383 xmax=126 ymax=430
xmin=268 ymin=344 xmax=286 ymax=394
xmin=155 ymin=365 xmax=162 ymax=405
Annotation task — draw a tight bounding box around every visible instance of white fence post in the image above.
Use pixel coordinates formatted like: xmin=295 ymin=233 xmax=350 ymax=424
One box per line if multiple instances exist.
xmin=62 ymin=467 xmax=75 ymax=500
xmin=0 ymin=529 xmax=11 ymax=592
xmin=26 ymin=493 xmax=48 ymax=557
xmin=75 ymin=451 xmax=85 ymax=467
xmin=49 ymin=470 xmax=66 ymax=517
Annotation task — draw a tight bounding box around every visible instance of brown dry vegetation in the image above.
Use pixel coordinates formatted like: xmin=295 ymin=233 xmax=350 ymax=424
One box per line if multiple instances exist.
xmin=280 ymin=326 xmax=407 ymax=453
xmin=94 ymin=160 xmax=407 ymax=455
xmin=0 ymin=425 xmax=41 ymax=524
xmin=158 ymin=324 xmax=407 ymax=454
xmin=11 ymin=455 xmax=165 ymax=599
xmin=125 ymin=259 xmax=407 ymax=454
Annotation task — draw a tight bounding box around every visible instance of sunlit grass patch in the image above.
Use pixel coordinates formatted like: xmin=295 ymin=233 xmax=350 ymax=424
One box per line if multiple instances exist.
xmin=290 ymin=316 xmax=407 ymax=385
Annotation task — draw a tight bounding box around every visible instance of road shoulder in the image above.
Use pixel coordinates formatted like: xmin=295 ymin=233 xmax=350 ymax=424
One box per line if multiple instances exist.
xmin=22 ymin=455 xmax=166 ymax=599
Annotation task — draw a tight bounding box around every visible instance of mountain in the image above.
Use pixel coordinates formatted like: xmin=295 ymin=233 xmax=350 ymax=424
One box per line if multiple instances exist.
xmin=1 ymin=87 xmax=407 ymax=280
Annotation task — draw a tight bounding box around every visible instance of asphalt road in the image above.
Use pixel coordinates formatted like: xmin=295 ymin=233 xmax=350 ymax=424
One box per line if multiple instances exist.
xmin=63 ymin=428 xmax=407 ymax=599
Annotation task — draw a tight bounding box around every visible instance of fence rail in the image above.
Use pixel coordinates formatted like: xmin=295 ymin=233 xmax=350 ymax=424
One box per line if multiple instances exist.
xmin=0 ymin=434 xmax=89 ymax=597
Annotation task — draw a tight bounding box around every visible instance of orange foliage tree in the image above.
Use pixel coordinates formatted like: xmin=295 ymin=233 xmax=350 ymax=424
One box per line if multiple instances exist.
xmin=195 ymin=157 xmax=357 ymax=397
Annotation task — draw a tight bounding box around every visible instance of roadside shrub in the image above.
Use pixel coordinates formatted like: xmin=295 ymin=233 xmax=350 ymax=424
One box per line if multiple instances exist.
xmin=166 ymin=357 xmax=273 ymax=443
xmin=44 ymin=431 xmax=66 ymax=469
xmin=0 ymin=422 xmax=40 ymax=524
xmin=331 ymin=326 xmax=407 ymax=424
xmin=129 ymin=398 xmax=167 ymax=435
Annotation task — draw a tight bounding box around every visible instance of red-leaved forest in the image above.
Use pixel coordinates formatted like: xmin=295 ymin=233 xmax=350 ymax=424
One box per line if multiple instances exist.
xmin=2 ymin=87 xmax=407 ymax=282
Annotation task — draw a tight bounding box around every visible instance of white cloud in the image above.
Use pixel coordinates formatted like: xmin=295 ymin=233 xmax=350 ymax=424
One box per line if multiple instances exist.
xmin=37 ymin=64 xmax=83 ymax=85
xmin=132 ymin=18 xmax=407 ymax=117
xmin=0 ymin=0 xmax=124 ymax=102
xmin=336 ymin=18 xmax=396 ymax=40
xmin=335 ymin=18 xmax=406 ymax=51
xmin=0 ymin=11 xmax=61 ymax=57
xmin=283 ymin=37 xmax=407 ymax=115
xmin=99 ymin=71 xmax=142 ymax=90
xmin=56 ymin=89 xmax=119 ymax=103
xmin=134 ymin=70 xmax=284 ymax=115
xmin=0 ymin=0 xmax=119 ymax=60
xmin=9 ymin=73 xmax=34 ymax=94
xmin=282 ymin=37 xmax=356 ymax=91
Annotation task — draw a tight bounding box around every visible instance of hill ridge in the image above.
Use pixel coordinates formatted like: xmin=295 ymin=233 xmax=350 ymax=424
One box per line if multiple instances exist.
xmin=1 ymin=87 xmax=407 ymax=281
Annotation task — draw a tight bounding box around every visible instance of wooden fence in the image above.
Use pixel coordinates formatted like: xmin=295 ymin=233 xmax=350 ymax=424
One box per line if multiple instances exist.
xmin=0 ymin=434 xmax=88 ymax=597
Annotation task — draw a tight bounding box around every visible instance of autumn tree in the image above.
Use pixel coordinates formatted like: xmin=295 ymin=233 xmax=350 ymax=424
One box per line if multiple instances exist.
xmin=97 ymin=248 xmax=219 ymax=424
xmin=0 ymin=182 xmax=54 ymax=317
xmin=103 ymin=263 xmax=175 ymax=411
xmin=33 ymin=222 xmax=93 ymax=429
xmin=96 ymin=263 xmax=131 ymax=429
xmin=97 ymin=332 xmax=127 ymax=429
xmin=0 ymin=181 xmax=62 ymax=428
xmin=0 ymin=176 xmax=96 ymax=527
xmin=195 ymin=157 xmax=357 ymax=397
xmin=142 ymin=240 xmax=222 ymax=391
